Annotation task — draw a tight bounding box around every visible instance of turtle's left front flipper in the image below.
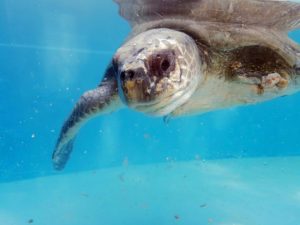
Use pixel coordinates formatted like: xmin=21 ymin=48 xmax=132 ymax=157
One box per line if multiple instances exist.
xmin=52 ymin=64 xmax=121 ymax=170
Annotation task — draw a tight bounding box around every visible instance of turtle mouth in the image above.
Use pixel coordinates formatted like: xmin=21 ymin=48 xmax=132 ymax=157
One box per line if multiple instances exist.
xmin=131 ymin=100 xmax=174 ymax=116
xmin=130 ymin=96 xmax=172 ymax=115
xmin=129 ymin=87 xmax=189 ymax=116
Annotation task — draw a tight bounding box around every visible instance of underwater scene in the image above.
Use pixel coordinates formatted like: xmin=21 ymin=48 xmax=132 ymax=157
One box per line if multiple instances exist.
xmin=1 ymin=0 xmax=300 ymax=224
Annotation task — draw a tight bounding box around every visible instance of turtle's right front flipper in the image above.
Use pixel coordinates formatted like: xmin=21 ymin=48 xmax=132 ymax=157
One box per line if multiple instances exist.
xmin=52 ymin=64 xmax=121 ymax=170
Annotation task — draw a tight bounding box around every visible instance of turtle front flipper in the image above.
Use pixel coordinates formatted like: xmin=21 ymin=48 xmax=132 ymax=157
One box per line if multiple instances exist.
xmin=52 ymin=63 xmax=121 ymax=170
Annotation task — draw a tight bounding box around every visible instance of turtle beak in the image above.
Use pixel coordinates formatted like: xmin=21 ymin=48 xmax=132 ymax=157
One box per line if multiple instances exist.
xmin=118 ymin=65 xmax=153 ymax=104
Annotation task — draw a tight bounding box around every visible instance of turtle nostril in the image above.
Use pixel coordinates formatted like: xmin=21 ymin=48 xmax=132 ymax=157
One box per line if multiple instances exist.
xmin=126 ymin=70 xmax=135 ymax=80
xmin=120 ymin=70 xmax=135 ymax=81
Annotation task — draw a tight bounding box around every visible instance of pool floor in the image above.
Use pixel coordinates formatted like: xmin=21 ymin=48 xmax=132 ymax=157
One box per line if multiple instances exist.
xmin=0 ymin=157 xmax=300 ymax=225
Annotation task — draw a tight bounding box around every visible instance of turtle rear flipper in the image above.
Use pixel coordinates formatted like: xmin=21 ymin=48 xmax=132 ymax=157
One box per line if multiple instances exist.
xmin=115 ymin=0 xmax=300 ymax=31
xmin=52 ymin=64 xmax=121 ymax=170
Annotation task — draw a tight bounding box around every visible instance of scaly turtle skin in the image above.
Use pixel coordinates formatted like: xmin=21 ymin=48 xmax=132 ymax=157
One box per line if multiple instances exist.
xmin=52 ymin=0 xmax=300 ymax=170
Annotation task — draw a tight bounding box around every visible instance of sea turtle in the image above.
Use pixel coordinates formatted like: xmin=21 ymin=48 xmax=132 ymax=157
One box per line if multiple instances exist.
xmin=52 ymin=0 xmax=300 ymax=170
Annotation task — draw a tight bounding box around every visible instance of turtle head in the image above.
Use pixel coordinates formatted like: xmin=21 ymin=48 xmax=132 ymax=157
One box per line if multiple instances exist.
xmin=113 ymin=28 xmax=205 ymax=116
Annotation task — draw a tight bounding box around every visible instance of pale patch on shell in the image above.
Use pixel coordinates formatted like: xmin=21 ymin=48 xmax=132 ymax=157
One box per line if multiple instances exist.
xmin=261 ymin=73 xmax=288 ymax=89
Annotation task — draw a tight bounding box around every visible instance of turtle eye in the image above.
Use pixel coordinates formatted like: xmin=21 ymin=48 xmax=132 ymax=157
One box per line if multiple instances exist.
xmin=148 ymin=50 xmax=176 ymax=78
xmin=161 ymin=58 xmax=171 ymax=72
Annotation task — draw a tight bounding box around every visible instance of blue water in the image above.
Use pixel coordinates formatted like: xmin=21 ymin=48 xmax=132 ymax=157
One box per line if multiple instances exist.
xmin=0 ymin=1 xmax=300 ymax=224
